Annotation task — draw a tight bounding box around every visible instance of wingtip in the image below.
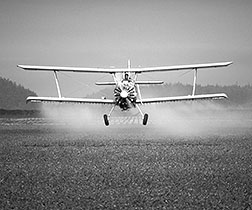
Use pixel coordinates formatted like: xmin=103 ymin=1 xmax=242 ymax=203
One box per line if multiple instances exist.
xmin=17 ymin=64 xmax=25 ymax=69
xmin=222 ymin=93 xmax=228 ymax=99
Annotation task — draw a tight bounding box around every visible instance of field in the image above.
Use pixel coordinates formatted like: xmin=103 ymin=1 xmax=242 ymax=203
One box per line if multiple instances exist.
xmin=1 ymin=117 xmax=252 ymax=209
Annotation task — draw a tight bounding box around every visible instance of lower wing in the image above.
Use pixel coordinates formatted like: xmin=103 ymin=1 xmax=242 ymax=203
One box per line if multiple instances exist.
xmin=26 ymin=96 xmax=115 ymax=104
xmin=136 ymin=93 xmax=227 ymax=104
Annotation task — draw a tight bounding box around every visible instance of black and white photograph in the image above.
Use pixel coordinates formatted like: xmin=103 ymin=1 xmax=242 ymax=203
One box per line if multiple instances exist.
xmin=1 ymin=0 xmax=252 ymax=209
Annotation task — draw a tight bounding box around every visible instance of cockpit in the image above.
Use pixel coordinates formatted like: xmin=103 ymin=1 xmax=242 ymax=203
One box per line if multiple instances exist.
xmin=121 ymin=73 xmax=133 ymax=89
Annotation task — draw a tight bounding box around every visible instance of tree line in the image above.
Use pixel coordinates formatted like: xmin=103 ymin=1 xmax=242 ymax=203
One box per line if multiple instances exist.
xmin=88 ymin=82 xmax=252 ymax=107
xmin=1 ymin=75 xmax=252 ymax=111
xmin=0 ymin=76 xmax=38 ymax=110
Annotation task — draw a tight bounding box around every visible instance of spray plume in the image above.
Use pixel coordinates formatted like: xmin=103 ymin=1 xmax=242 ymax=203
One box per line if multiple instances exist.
xmin=40 ymin=101 xmax=251 ymax=137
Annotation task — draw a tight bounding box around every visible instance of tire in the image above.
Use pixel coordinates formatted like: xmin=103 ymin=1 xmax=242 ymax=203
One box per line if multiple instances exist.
xmin=143 ymin=113 xmax=148 ymax=125
xmin=103 ymin=114 xmax=109 ymax=126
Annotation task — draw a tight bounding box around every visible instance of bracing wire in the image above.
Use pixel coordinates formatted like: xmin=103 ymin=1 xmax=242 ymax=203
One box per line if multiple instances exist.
xmin=139 ymin=69 xmax=194 ymax=84
xmin=58 ymin=72 xmax=111 ymax=96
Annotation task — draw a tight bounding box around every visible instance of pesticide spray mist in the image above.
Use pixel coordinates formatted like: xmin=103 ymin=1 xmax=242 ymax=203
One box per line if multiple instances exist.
xmin=147 ymin=101 xmax=252 ymax=136
xmin=41 ymin=103 xmax=107 ymax=131
xmin=40 ymin=100 xmax=252 ymax=137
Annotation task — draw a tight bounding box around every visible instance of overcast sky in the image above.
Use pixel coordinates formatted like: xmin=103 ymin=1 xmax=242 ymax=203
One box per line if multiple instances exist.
xmin=0 ymin=0 xmax=252 ymax=96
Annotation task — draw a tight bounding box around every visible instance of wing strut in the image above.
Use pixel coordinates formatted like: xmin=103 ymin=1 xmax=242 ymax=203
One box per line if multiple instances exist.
xmin=134 ymin=74 xmax=143 ymax=105
xmin=136 ymin=85 xmax=143 ymax=105
xmin=53 ymin=71 xmax=62 ymax=98
xmin=192 ymin=68 xmax=197 ymax=96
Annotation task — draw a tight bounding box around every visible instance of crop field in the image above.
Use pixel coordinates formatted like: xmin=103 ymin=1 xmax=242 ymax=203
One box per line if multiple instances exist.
xmin=1 ymin=117 xmax=252 ymax=209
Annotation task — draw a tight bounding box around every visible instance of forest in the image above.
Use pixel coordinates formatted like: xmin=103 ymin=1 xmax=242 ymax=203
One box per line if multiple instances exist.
xmin=0 ymin=76 xmax=38 ymax=110
xmin=88 ymin=83 xmax=252 ymax=107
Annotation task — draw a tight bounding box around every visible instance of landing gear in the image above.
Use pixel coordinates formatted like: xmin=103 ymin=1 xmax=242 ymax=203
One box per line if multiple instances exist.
xmin=143 ymin=113 xmax=148 ymax=125
xmin=103 ymin=104 xmax=149 ymax=126
xmin=103 ymin=105 xmax=116 ymax=126
xmin=103 ymin=114 xmax=109 ymax=126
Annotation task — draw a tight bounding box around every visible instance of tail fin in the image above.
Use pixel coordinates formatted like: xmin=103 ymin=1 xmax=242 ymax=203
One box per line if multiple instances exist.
xmin=127 ymin=59 xmax=131 ymax=69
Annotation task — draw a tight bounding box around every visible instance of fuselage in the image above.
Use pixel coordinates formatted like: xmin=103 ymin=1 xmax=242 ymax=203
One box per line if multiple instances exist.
xmin=113 ymin=73 xmax=137 ymax=111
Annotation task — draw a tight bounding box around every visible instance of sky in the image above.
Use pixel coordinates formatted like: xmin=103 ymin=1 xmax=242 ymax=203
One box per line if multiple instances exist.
xmin=0 ymin=0 xmax=252 ymax=97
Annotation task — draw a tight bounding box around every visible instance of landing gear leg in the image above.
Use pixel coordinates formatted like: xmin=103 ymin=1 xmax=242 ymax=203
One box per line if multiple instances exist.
xmin=103 ymin=105 xmax=116 ymax=126
xmin=136 ymin=105 xmax=149 ymax=126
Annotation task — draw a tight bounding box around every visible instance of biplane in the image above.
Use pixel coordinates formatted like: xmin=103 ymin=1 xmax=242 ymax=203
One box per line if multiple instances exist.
xmin=18 ymin=60 xmax=232 ymax=126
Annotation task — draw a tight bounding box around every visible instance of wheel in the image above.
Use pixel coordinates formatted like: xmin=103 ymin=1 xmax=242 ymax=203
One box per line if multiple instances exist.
xmin=103 ymin=114 xmax=109 ymax=126
xmin=143 ymin=113 xmax=148 ymax=125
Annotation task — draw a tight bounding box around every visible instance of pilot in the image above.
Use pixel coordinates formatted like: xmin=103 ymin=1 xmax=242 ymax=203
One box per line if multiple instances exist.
xmin=123 ymin=73 xmax=133 ymax=85
xmin=123 ymin=73 xmax=133 ymax=81
xmin=125 ymin=73 xmax=129 ymax=80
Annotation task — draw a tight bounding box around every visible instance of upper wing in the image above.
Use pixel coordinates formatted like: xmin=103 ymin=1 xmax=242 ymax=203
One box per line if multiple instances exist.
xmin=18 ymin=65 xmax=120 ymax=74
xmin=17 ymin=61 xmax=232 ymax=74
xmin=27 ymin=96 xmax=115 ymax=104
xmin=136 ymin=93 xmax=227 ymax=104
xmin=130 ymin=62 xmax=232 ymax=73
